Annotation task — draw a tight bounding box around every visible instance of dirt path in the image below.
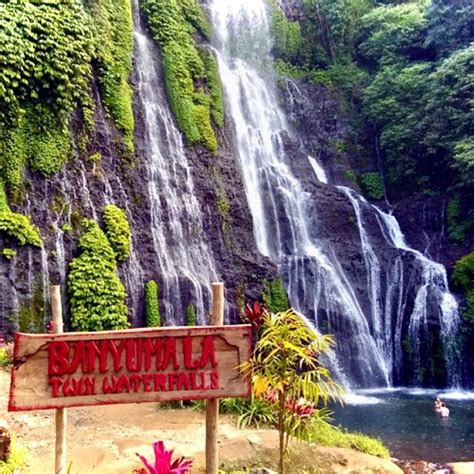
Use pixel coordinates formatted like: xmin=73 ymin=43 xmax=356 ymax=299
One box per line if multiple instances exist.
xmin=1 ymin=369 xmax=405 ymax=473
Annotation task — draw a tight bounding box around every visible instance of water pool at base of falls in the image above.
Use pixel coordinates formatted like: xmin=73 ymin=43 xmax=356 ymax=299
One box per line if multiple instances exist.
xmin=332 ymin=389 xmax=474 ymax=463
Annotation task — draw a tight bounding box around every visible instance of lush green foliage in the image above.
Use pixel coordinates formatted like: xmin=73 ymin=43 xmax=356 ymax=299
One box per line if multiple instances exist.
xmin=0 ymin=2 xmax=92 ymax=194
xmin=0 ymin=182 xmax=42 ymax=247
xmin=453 ymin=252 xmax=474 ymax=325
xmin=90 ymin=0 xmax=135 ymax=152
xmin=145 ymin=280 xmax=161 ymax=327
xmin=270 ymin=0 xmax=302 ymax=63
xmin=360 ymin=172 xmax=384 ymax=200
xmin=102 ymin=204 xmax=131 ymax=261
xmin=68 ymin=219 xmax=129 ymax=332
xmin=186 ymin=303 xmax=196 ymax=326
xmin=243 ymin=309 xmax=343 ymax=473
xmin=272 ymin=0 xmax=473 ymax=233
xmin=0 ymin=2 xmax=94 ymax=128
xmin=141 ymin=0 xmax=223 ymax=153
xmin=262 ymin=278 xmax=289 ymax=313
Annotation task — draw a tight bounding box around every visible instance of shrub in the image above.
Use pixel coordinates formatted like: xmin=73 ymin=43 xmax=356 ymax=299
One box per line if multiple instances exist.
xmin=102 ymin=204 xmax=131 ymax=261
xmin=0 ymin=436 xmax=26 ymax=474
xmin=242 ymin=309 xmax=343 ymax=473
xmin=360 ymin=172 xmax=385 ymax=200
xmin=145 ymin=280 xmax=161 ymax=327
xmin=262 ymin=278 xmax=289 ymax=313
xmin=186 ymin=303 xmax=196 ymax=326
xmin=68 ymin=219 xmax=129 ymax=331
xmin=452 ymin=251 xmax=474 ymax=325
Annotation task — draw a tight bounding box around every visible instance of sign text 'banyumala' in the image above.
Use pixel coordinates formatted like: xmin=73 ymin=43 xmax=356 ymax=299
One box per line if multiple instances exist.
xmin=48 ymin=335 xmax=219 ymax=398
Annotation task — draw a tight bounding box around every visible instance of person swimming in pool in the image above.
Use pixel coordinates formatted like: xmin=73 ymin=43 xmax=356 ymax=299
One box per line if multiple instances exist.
xmin=439 ymin=402 xmax=450 ymax=417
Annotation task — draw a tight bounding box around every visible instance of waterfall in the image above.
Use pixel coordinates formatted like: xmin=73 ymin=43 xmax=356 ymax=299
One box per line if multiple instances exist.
xmin=132 ymin=1 xmax=218 ymax=324
xmin=209 ymin=0 xmax=461 ymax=387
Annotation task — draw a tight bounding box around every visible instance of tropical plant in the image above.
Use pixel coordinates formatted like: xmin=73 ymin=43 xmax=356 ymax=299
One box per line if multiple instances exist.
xmin=136 ymin=440 xmax=193 ymax=474
xmin=242 ymin=309 xmax=343 ymax=473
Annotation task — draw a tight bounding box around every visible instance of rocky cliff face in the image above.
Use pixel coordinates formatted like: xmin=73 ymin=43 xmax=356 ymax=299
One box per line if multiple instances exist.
xmin=0 ymin=24 xmax=276 ymax=337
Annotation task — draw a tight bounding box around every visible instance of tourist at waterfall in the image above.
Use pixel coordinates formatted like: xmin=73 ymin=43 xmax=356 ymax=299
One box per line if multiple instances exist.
xmin=434 ymin=399 xmax=450 ymax=417
xmin=439 ymin=403 xmax=450 ymax=418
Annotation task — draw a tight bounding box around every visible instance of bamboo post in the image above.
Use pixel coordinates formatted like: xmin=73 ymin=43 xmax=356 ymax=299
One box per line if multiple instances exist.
xmin=206 ymin=282 xmax=224 ymax=474
xmin=51 ymin=285 xmax=67 ymax=474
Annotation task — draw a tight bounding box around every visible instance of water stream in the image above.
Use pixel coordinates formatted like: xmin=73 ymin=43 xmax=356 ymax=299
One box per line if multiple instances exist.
xmin=132 ymin=1 xmax=218 ymax=324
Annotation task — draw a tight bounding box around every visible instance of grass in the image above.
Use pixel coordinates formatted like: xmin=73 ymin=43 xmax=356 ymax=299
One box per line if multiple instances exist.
xmin=308 ymin=419 xmax=390 ymax=458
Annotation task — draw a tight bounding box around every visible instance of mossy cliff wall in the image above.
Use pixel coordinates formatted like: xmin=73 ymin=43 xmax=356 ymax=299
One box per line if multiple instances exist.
xmin=0 ymin=0 xmax=275 ymax=337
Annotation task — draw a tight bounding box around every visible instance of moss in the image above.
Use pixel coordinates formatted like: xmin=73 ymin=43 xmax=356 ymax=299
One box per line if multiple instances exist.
xmin=186 ymin=303 xmax=196 ymax=326
xmin=2 ymin=248 xmax=16 ymax=260
xmin=18 ymin=283 xmax=46 ymax=333
xmin=262 ymin=278 xmax=289 ymax=313
xmin=145 ymin=280 xmax=161 ymax=327
xmin=344 ymin=169 xmax=358 ymax=184
xmin=204 ymin=49 xmax=224 ymax=128
xmin=102 ymin=204 xmax=131 ymax=262
xmin=91 ymin=0 xmax=135 ymax=153
xmin=195 ymin=104 xmax=217 ymax=153
xmin=68 ymin=219 xmax=129 ymax=331
xmin=141 ymin=0 xmax=220 ymax=152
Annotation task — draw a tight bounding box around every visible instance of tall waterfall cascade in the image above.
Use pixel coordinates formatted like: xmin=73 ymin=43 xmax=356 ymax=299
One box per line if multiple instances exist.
xmin=208 ymin=0 xmax=461 ymax=387
xmin=132 ymin=0 xmax=218 ymax=323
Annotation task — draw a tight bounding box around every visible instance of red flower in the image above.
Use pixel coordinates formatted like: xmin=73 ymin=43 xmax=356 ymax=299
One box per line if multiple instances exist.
xmin=136 ymin=441 xmax=193 ymax=474
xmin=244 ymin=301 xmax=266 ymax=330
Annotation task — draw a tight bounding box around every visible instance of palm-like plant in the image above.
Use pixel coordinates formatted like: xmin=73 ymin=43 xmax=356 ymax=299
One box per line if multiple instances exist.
xmin=242 ymin=309 xmax=344 ymax=474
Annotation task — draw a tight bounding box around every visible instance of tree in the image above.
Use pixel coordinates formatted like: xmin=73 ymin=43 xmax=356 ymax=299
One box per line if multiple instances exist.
xmin=242 ymin=309 xmax=343 ymax=473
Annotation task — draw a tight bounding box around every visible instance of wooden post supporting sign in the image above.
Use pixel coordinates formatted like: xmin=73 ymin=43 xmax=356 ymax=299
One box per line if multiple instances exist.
xmin=206 ymin=282 xmax=224 ymax=474
xmin=9 ymin=282 xmax=251 ymax=474
xmin=51 ymin=285 xmax=67 ymax=474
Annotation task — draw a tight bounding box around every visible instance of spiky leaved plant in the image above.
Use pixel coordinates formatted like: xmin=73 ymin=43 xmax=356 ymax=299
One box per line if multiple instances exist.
xmin=136 ymin=441 xmax=192 ymax=474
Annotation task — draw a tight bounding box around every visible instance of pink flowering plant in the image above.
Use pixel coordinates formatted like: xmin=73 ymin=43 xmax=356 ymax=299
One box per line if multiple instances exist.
xmin=135 ymin=441 xmax=192 ymax=474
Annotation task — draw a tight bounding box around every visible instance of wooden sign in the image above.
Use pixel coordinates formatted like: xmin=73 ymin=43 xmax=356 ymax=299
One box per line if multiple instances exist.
xmin=9 ymin=325 xmax=251 ymax=412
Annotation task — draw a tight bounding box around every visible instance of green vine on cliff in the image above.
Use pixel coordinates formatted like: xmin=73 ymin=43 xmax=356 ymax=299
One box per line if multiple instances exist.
xmin=89 ymin=0 xmax=135 ymax=153
xmin=68 ymin=219 xmax=129 ymax=332
xmin=0 ymin=1 xmax=94 ymax=196
xmin=141 ymin=0 xmax=223 ymax=153
xmin=102 ymin=204 xmax=131 ymax=262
